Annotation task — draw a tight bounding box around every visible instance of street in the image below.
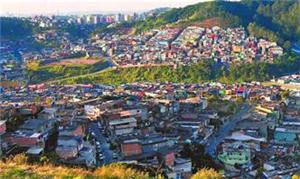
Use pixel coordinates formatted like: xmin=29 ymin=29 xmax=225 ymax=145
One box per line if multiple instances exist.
xmin=205 ymin=104 xmax=251 ymax=157
xmin=90 ymin=122 xmax=113 ymax=166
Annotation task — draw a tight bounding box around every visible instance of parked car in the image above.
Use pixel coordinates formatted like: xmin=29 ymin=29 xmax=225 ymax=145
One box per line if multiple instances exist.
xmin=113 ymin=153 xmax=118 ymax=159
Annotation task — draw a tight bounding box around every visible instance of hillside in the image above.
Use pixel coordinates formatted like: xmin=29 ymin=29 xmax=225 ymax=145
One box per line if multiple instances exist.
xmin=0 ymin=154 xmax=158 ymax=179
xmin=27 ymin=58 xmax=112 ymax=84
xmin=2 ymin=1 xmax=299 ymax=46
xmin=0 ymin=154 xmax=224 ymax=179
xmin=128 ymin=0 xmax=300 ymax=47
xmin=0 ymin=17 xmax=33 ymax=40
xmin=47 ymin=53 xmax=300 ymax=85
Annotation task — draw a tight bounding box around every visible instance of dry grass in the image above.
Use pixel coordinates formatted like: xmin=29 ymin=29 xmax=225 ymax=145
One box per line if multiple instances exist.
xmin=195 ymin=18 xmax=228 ymax=28
xmin=0 ymin=154 xmax=155 ymax=179
xmin=191 ymin=168 xmax=222 ymax=179
xmin=46 ymin=58 xmax=101 ymax=66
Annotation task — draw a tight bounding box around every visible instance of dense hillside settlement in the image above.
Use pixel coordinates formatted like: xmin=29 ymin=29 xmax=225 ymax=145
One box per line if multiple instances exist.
xmin=1 ymin=0 xmax=300 ymax=178
xmin=1 ymin=81 xmax=300 ymax=178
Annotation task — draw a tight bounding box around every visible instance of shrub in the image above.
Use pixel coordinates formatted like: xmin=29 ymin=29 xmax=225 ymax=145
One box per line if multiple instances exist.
xmin=191 ymin=168 xmax=222 ymax=179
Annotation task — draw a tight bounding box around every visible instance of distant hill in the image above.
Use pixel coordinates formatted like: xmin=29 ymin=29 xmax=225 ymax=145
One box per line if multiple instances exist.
xmin=2 ymin=0 xmax=299 ymax=47
xmin=0 ymin=17 xmax=33 ymax=40
xmin=128 ymin=0 xmax=300 ymax=47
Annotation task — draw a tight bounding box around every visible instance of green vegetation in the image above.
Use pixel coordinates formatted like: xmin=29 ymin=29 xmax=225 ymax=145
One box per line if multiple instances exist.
xmin=181 ymin=143 xmax=220 ymax=173
xmin=0 ymin=154 xmax=157 ymax=179
xmin=0 ymin=154 xmax=221 ymax=179
xmin=49 ymin=52 xmax=299 ymax=85
xmin=0 ymin=17 xmax=33 ymax=40
xmin=123 ymin=0 xmax=300 ymax=47
xmin=255 ymin=0 xmax=300 ymax=43
xmin=133 ymin=1 xmax=241 ymax=33
xmin=247 ymin=22 xmax=282 ymax=44
xmin=207 ymin=97 xmax=238 ymax=117
xmin=2 ymin=1 xmax=300 ymax=46
xmin=55 ymin=61 xmax=216 ymax=85
xmin=27 ymin=59 xmax=112 ymax=84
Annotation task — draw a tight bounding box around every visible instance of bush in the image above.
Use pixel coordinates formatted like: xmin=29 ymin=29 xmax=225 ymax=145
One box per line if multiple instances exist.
xmin=0 ymin=154 xmax=157 ymax=179
xmin=191 ymin=168 xmax=222 ymax=179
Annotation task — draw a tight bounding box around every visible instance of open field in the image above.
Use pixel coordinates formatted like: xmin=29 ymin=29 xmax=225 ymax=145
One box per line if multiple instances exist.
xmin=172 ymin=17 xmax=227 ymax=29
xmin=46 ymin=57 xmax=101 ymax=66
xmin=193 ymin=18 xmax=228 ymax=28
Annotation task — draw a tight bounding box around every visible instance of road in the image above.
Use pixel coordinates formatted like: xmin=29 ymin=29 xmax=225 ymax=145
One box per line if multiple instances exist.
xmin=205 ymin=104 xmax=251 ymax=157
xmin=90 ymin=122 xmax=113 ymax=165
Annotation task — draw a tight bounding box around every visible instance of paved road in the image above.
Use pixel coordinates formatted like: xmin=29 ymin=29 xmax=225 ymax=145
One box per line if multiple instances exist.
xmin=205 ymin=104 xmax=251 ymax=157
xmin=90 ymin=122 xmax=113 ymax=165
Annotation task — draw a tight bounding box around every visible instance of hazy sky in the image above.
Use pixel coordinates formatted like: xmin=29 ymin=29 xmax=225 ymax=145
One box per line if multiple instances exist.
xmin=0 ymin=0 xmax=211 ymax=15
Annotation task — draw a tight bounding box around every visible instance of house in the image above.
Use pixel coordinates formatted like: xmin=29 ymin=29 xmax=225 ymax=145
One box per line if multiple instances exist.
xmin=168 ymin=158 xmax=192 ymax=179
xmin=121 ymin=138 xmax=142 ymax=157
xmin=19 ymin=119 xmax=56 ymax=139
xmin=289 ymin=96 xmax=300 ymax=106
xmin=4 ymin=131 xmax=44 ymax=147
xmin=141 ymin=135 xmax=175 ymax=153
xmin=159 ymin=149 xmax=175 ymax=167
xmin=58 ymin=123 xmax=86 ymax=138
xmin=179 ymin=97 xmax=208 ymax=112
xmin=263 ymin=162 xmax=300 ymax=179
xmin=274 ymin=127 xmax=300 ymax=143
xmin=26 ymin=146 xmax=44 ymax=157
xmin=119 ymin=108 xmax=148 ymax=120
xmin=56 ymin=135 xmax=83 ymax=159
xmin=74 ymin=142 xmax=96 ymax=167
xmin=121 ymin=135 xmax=176 ymax=159
xmin=109 ymin=117 xmax=137 ymax=136
xmin=255 ymin=104 xmax=277 ymax=117
xmin=38 ymin=108 xmax=57 ymax=120
xmin=84 ymin=105 xmax=100 ymax=119
xmin=218 ymin=142 xmax=252 ymax=170
xmin=4 ymin=118 xmax=55 ymax=148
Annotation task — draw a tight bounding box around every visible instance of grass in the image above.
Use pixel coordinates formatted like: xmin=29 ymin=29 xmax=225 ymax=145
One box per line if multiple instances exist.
xmin=28 ymin=59 xmax=112 ymax=84
xmin=0 ymin=154 xmax=157 ymax=179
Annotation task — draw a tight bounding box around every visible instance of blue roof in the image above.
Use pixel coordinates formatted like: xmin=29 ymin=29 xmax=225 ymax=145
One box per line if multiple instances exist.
xmin=274 ymin=131 xmax=297 ymax=142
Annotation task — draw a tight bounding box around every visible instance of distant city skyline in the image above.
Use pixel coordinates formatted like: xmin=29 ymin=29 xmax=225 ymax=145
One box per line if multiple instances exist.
xmin=1 ymin=0 xmax=212 ymax=16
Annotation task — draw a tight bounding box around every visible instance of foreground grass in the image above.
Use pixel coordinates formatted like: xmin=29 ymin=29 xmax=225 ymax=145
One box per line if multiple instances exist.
xmin=0 ymin=154 xmax=156 ymax=179
xmin=0 ymin=154 xmax=225 ymax=179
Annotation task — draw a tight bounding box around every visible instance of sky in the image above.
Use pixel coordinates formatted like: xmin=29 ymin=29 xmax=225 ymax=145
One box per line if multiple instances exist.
xmin=0 ymin=0 xmax=211 ymax=16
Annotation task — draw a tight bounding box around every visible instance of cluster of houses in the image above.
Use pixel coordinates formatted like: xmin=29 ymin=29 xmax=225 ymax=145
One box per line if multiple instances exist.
xmin=0 ymin=81 xmax=299 ymax=178
xmin=1 ymin=21 xmax=284 ymax=85
xmin=273 ymin=74 xmax=300 ymax=86
xmin=95 ymin=26 xmax=283 ymax=67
